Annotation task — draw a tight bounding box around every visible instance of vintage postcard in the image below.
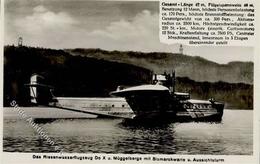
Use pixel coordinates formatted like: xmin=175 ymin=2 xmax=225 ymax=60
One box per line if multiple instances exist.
xmin=1 ymin=0 xmax=259 ymax=163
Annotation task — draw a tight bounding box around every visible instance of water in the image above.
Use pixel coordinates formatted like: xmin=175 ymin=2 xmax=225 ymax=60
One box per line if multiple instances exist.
xmin=3 ymin=109 xmax=253 ymax=155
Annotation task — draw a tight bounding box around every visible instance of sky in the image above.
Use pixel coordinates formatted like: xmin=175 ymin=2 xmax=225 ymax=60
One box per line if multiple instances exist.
xmin=4 ymin=0 xmax=253 ymax=64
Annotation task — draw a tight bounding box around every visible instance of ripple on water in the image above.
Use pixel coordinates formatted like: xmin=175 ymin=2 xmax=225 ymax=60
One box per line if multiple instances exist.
xmin=3 ymin=110 xmax=253 ymax=155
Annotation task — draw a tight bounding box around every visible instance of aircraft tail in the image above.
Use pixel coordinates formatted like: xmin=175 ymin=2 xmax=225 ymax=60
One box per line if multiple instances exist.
xmin=26 ymin=74 xmax=57 ymax=105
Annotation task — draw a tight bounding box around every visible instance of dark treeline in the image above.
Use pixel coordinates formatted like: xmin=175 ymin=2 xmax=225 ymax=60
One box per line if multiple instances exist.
xmin=68 ymin=48 xmax=253 ymax=84
xmin=4 ymin=46 xmax=151 ymax=106
xmin=4 ymin=46 xmax=253 ymax=109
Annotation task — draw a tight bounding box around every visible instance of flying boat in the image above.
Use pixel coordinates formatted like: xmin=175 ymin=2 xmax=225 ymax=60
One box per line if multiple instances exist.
xmin=26 ymin=72 xmax=224 ymax=122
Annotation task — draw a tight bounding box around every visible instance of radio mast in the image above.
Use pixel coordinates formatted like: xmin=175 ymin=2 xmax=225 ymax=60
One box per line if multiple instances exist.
xmin=179 ymin=44 xmax=183 ymax=54
xmin=18 ymin=37 xmax=23 ymax=47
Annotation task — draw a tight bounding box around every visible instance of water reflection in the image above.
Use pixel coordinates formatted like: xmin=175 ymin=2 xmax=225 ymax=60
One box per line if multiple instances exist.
xmin=116 ymin=122 xmax=177 ymax=154
xmin=3 ymin=110 xmax=253 ymax=155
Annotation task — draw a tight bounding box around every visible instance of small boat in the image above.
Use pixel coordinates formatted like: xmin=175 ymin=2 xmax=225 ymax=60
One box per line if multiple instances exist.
xmin=111 ymin=72 xmax=224 ymax=121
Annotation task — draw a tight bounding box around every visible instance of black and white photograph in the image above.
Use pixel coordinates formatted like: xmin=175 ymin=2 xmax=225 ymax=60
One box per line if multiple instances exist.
xmin=1 ymin=0 xmax=259 ymax=163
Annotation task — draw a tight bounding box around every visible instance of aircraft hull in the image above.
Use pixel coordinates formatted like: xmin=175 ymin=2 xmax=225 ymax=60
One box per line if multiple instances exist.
xmin=50 ymin=97 xmax=135 ymax=119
